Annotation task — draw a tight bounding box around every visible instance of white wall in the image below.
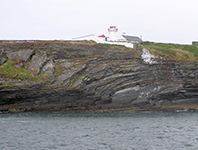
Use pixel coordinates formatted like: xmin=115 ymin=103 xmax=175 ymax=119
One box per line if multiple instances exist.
xmin=109 ymin=31 xmax=117 ymax=41
xmin=73 ymin=35 xmax=98 ymax=42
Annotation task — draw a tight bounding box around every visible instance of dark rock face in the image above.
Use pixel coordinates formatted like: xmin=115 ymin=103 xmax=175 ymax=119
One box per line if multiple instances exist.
xmin=0 ymin=50 xmax=6 ymax=63
xmin=42 ymin=59 xmax=55 ymax=80
xmin=28 ymin=53 xmax=48 ymax=73
xmin=6 ymin=49 xmax=34 ymax=61
xmin=0 ymin=41 xmax=198 ymax=108
xmin=57 ymin=63 xmax=86 ymax=82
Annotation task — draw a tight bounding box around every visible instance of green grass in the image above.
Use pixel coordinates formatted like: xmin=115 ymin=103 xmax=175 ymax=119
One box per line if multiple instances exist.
xmin=182 ymin=45 xmax=198 ymax=57
xmin=0 ymin=60 xmax=33 ymax=79
xmin=0 ymin=59 xmax=49 ymax=81
xmin=138 ymin=41 xmax=198 ymax=61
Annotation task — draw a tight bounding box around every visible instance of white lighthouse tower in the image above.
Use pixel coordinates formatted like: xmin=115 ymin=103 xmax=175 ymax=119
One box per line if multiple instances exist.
xmin=108 ymin=26 xmax=118 ymax=41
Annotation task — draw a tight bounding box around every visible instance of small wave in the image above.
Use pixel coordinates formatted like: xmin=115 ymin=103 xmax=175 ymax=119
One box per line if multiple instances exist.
xmin=17 ymin=121 xmax=30 ymax=123
xmin=175 ymin=110 xmax=188 ymax=112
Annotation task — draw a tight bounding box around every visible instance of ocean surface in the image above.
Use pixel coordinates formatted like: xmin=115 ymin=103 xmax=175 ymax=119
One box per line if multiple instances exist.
xmin=0 ymin=112 xmax=198 ymax=150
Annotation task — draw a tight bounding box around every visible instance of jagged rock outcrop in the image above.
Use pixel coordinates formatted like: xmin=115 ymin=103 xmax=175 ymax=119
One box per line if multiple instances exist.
xmin=56 ymin=62 xmax=86 ymax=83
xmin=6 ymin=49 xmax=34 ymax=61
xmin=28 ymin=53 xmax=48 ymax=73
xmin=0 ymin=41 xmax=198 ymax=112
xmin=42 ymin=59 xmax=55 ymax=80
xmin=0 ymin=50 xmax=6 ymax=63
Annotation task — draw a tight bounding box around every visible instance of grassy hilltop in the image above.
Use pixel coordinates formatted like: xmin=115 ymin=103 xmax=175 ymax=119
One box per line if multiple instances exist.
xmin=138 ymin=41 xmax=198 ymax=62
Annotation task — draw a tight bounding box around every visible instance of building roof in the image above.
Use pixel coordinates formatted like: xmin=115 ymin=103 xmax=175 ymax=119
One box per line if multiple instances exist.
xmin=98 ymin=34 xmax=106 ymax=38
xmin=73 ymin=34 xmax=95 ymax=39
xmin=122 ymin=35 xmax=143 ymax=42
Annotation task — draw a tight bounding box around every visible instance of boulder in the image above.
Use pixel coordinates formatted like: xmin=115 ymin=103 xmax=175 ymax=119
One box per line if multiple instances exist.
xmin=0 ymin=50 xmax=6 ymax=63
xmin=0 ymin=57 xmax=6 ymax=63
xmin=42 ymin=59 xmax=55 ymax=80
xmin=28 ymin=53 xmax=48 ymax=74
xmin=6 ymin=49 xmax=34 ymax=61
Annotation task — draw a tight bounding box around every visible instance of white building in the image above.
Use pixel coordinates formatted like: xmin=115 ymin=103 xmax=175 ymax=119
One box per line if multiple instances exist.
xmin=73 ymin=34 xmax=98 ymax=42
xmin=119 ymin=34 xmax=143 ymax=43
xmin=72 ymin=26 xmax=143 ymax=45
xmin=73 ymin=34 xmax=107 ymax=43
xmin=108 ymin=26 xmax=118 ymax=41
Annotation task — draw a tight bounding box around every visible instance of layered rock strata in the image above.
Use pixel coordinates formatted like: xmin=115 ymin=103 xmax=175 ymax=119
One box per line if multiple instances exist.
xmin=0 ymin=41 xmax=198 ymax=112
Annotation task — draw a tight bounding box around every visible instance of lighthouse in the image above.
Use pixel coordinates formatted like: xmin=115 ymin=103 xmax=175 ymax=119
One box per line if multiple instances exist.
xmin=108 ymin=26 xmax=118 ymax=41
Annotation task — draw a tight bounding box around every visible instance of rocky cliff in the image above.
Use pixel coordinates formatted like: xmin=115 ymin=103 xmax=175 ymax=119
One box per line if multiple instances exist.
xmin=0 ymin=40 xmax=198 ymax=113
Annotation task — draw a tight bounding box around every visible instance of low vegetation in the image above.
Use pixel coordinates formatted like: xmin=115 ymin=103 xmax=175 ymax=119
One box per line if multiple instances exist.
xmin=138 ymin=41 xmax=198 ymax=62
xmin=0 ymin=59 xmax=48 ymax=81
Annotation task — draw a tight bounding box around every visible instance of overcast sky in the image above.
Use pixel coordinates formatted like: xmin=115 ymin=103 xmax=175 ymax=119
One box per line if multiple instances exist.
xmin=1 ymin=0 xmax=198 ymax=44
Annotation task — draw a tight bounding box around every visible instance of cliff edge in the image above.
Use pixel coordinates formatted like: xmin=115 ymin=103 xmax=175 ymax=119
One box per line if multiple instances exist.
xmin=1 ymin=40 xmax=198 ymax=113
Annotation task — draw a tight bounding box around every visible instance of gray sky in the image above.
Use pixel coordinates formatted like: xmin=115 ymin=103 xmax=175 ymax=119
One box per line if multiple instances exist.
xmin=1 ymin=0 xmax=198 ymax=44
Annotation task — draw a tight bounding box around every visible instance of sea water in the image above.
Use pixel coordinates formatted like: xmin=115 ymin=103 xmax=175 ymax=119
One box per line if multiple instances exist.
xmin=0 ymin=112 xmax=198 ymax=150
